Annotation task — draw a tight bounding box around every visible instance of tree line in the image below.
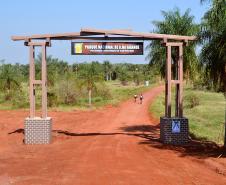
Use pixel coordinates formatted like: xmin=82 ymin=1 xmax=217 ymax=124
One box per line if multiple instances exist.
xmin=0 ymin=58 xmax=157 ymax=108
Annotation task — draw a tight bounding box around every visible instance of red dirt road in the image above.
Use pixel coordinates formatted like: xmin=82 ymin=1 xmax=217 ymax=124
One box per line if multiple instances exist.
xmin=0 ymin=86 xmax=225 ymax=185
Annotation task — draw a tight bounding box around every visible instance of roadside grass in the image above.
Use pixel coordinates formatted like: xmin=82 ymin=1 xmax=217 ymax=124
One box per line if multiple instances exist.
xmin=150 ymin=86 xmax=225 ymax=144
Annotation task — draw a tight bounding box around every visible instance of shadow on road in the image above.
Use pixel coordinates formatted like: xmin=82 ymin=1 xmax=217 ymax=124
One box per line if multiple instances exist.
xmin=8 ymin=124 xmax=225 ymax=158
xmin=120 ymin=124 xmax=225 ymax=159
xmin=8 ymin=128 xmax=24 ymax=134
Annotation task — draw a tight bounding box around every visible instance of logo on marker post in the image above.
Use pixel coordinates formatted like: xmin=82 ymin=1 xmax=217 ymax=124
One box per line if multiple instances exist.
xmin=172 ymin=120 xmax=181 ymax=133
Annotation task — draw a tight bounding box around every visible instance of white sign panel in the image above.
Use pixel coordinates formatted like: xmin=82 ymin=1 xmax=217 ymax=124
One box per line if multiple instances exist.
xmin=172 ymin=120 xmax=181 ymax=133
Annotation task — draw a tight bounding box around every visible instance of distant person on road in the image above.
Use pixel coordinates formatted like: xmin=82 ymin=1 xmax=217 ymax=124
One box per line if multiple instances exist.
xmin=134 ymin=94 xmax=137 ymax=103
xmin=140 ymin=94 xmax=144 ymax=104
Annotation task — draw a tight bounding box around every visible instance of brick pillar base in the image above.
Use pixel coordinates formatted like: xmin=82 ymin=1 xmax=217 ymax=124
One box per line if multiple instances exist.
xmin=160 ymin=117 xmax=189 ymax=145
xmin=25 ymin=117 xmax=52 ymax=144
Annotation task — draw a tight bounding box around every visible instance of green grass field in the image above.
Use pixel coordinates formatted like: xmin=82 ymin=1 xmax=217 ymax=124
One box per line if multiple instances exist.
xmin=150 ymin=86 xmax=225 ymax=144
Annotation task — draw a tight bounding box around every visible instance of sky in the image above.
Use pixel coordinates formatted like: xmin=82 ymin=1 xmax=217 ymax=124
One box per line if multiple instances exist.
xmin=0 ymin=0 xmax=210 ymax=64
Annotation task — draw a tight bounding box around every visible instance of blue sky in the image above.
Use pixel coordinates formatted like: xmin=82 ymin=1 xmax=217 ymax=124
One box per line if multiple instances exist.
xmin=0 ymin=0 xmax=209 ymax=64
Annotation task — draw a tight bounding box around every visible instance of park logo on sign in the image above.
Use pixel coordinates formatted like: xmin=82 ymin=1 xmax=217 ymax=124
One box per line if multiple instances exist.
xmin=172 ymin=120 xmax=181 ymax=133
xmin=74 ymin=43 xmax=83 ymax=54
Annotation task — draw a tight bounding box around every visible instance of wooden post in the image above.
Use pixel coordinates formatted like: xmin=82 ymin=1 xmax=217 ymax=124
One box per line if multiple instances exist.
xmin=29 ymin=45 xmax=35 ymax=118
xmin=179 ymin=44 xmax=183 ymax=117
xmin=165 ymin=47 xmax=167 ymax=117
xmin=175 ymin=47 xmax=180 ymax=117
xmin=166 ymin=45 xmax=172 ymax=118
xmin=41 ymin=45 xmax=47 ymax=118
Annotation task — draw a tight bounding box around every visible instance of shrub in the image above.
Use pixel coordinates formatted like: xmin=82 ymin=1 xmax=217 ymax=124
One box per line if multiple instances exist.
xmin=12 ymin=88 xmax=29 ymax=108
xmin=185 ymin=93 xmax=200 ymax=108
xmin=55 ymin=78 xmax=80 ymax=105
xmin=118 ymin=69 xmax=131 ymax=86
xmin=92 ymin=82 xmax=112 ymax=99
xmin=47 ymin=91 xmax=58 ymax=107
xmin=93 ymin=97 xmax=103 ymax=102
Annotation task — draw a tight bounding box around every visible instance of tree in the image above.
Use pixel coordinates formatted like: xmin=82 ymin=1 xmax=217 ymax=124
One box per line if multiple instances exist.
xmin=103 ymin=61 xmax=112 ymax=81
xmin=199 ymin=0 xmax=226 ymax=93
xmin=116 ymin=65 xmax=131 ymax=85
xmin=0 ymin=62 xmax=21 ymax=100
xmin=146 ymin=8 xmax=199 ymax=81
xmin=79 ymin=62 xmax=103 ymax=106
xmin=57 ymin=69 xmax=78 ymax=105
xmin=142 ymin=64 xmax=158 ymax=83
xmin=35 ymin=53 xmax=69 ymax=86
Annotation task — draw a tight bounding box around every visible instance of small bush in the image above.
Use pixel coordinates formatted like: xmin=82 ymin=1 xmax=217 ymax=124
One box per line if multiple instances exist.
xmin=93 ymin=83 xmax=112 ymax=100
xmin=12 ymin=89 xmax=29 ymax=108
xmin=56 ymin=78 xmax=80 ymax=105
xmin=47 ymin=91 xmax=58 ymax=107
xmin=93 ymin=97 xmax=103 ymax=102
xmin=185 ymin=93 xmax=200 ymax=108
xmin=121 ymin=81 xmax=128 ymax=86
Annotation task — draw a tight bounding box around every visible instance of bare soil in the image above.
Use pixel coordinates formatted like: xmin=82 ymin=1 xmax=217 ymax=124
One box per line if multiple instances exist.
xmin=0 ymin=86 xmax=226 ymax=185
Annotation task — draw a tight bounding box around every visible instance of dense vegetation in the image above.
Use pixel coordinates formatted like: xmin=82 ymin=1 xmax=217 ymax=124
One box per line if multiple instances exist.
xmin=199 ymin=0 xmax=226 ymax=93
xmin=0 ymin=57 xmax=157 ymax=109
xmin=147 ymin=0 xmax=226 ymax=93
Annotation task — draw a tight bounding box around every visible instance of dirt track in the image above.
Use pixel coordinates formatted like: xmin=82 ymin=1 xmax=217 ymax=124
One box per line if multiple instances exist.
xmin=0 ymin=86 xmax=225 ymax=185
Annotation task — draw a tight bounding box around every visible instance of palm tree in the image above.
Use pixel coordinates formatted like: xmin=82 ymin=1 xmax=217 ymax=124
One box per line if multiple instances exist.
xmin=146 ymin=8 xmax=199 ymax=81
xmin=199 ymin=0 xmax=226 ymax=93
xmin=79 ymin=62 xmax=103 ymax=106
xmin=35 ymin=53 xmax=69 ymax=86
xmin=0 ymin=62 xmax=21 ymax=100
xmin=117 ymin=65 xmax=131 ymax=86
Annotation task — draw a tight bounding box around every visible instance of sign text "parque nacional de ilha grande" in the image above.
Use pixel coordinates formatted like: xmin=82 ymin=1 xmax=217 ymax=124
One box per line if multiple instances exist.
xmin=71 ymin=42 xmax=143 ymax=55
